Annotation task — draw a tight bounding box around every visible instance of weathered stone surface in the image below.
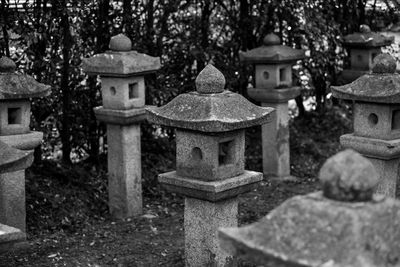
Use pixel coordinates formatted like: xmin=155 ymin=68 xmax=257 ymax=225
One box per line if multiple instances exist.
xmin=82 ymin=49 xmax=160 ymax=77
xmin=158 ymin=170 xmax=262 ymax=202
xmin=147 ymin=91 xmax=274 ymax=132
xmin=176 ymin=129 xmax=245 ymax=181
xmin=0 ymin=141 xmax=32 ymax=173
xmin=332 ymin=54 xmax=400 ymax=103
xmin=0 ymin=170 xmax=26 ymax=231
xmin=372 ymin=53 xmax=397 ymax=73
xmin=195 ymin=64 xmax=225 ymax=94
xmin=0 ymin=223 xmax=25 ymax=244
xmin=185 ymin=197 xmax=238 ymax=267
xmin=107 ymin=124 xmax=142 ymax=218
xmin=109 ymin=34 xmax=132 ymax=51
xmin=220 ymin=192 xmax=400 ymax=267
xmin=319 ymin=149 xmax=378 ymax=201
xmin=0 ymin=131 xmax=43 ymax=150
xmin=343 ymin=25 xmax=394 ymax=48
xmin=248 ymin=86 xmax=301 ymax=103
xmin=0 ymin=58 xmax=50 ymax=99
xmin=94 ymin=106 xmax=149 ymax=125
xmin=239 ymin=33 xmax=305 ymax=64
xmin=0 ymin=57 xmax=16 ymax=72
xmin=219 ymin=151 xmax=400 ymax=267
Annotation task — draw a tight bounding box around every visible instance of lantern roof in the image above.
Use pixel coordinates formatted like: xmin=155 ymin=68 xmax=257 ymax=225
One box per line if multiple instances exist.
xmin=343 ymin=24 xmax=394 ymax=48
xmin=332 ymin=54 xmax=400 ymax=103
xmin=0 ymin=57 xmax=50 ymax=100
xmin=82 ymin=34 xmax=161 ymax=77
xmin=239 ymin=33 xmax=305 ymax=64
xmin=0 ymin=141 xmax=33 ymax=173
xmin=147 ymin=64 xmax=274 ymax=132
xmin=219 ymin=150 xmax=400 ymax=267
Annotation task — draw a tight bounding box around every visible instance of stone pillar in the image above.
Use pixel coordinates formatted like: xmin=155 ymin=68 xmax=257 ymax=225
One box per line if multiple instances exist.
xmin=341 ymin=24 xmax=394 ymax=83
xmin=219 ymin=149 xmax=400 ymax=267
xmin=332 ymin=54 xmax=400 ymax=198
xmin=0 ymin=141 xmax=33 ymax=251
xmin=83 ymin=34 xmax=161 ymax=219
xmin=147 ymin=64 xmax=274 ymax=266
xmin=239 ymin=33 xmax=305 ymax=181
xmin=0 ymin=57 xmax=50 ymax=232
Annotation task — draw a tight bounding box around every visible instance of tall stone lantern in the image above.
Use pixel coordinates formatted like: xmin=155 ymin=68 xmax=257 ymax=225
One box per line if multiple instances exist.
xmin=219 ymin=149 xmax=400 ymax=267
xmin=0 ymin=141 xmax=33 ymax=251
xmin=147 ymin=64 xmax=274 ymax=266
xmin=240 ymin=33 xmax=305 ymax=180
xmin=82 ymin=34 xmax=161 ymax=219
xmin=342 ymin=24 xmax=394 ymax=83
xmin=0 ymin=56 xmax=50 ymax=232
xmin=332 ymin=54 xmax=400 ymax=198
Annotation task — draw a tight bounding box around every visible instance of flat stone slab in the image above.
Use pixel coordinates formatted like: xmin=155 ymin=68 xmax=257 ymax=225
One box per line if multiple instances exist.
xmin=340 ymin=133 xmax=400 ymax=159
xmin=0 ymin=141 xmax=33 ymax=173
xmin=247 ymin=87 xmax=301 ymax=103
xmin=0 ymin=223 xmax=25 ymax=243
xmin=94 ymin=106 xmax=153 ymax=125
xmin=0 ymin=131 xmax=43 ymax=151
xmin=219 ymin=191 xmax=400 ymax=267
xmin=159 ymin=170 xmax=263 ymax=202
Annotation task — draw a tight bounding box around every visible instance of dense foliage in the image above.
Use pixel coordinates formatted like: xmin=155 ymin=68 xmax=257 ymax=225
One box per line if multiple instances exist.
xmin=0 ymin=0 xmax=398 ymax=164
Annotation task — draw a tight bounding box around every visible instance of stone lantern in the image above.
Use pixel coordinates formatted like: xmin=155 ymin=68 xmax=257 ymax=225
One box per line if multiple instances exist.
xmin=342 ymin=24 xmax=394 ymax=83
xmin=239 ymin=33 xmax=305 ymax=180
xmin=332 ymin=53 xmax=400 ymax=198
xmin=147 ymin=64 xmax=274 ymax=266
xmin=82 ymin=34 xmax=161 ymax=219
xmin=0 ymin=56 xmax=50 ymax=232
xmin=0 ymin=141 xmax=33 ymax=252
xmin=219 ymin=149 xmax=400 ymax=267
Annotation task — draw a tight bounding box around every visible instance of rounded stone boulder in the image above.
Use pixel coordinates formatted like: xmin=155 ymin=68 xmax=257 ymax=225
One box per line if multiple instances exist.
xmin=195 ymin=64 xmax=225 ymax=94
xmin=372 ymin=53 xmax=397 ymax=74
xmin=319 ymin=149 xmax=379 ymax=201
xmin=109 ymin=34 xmax=132 ymax=51
xmin=359 ymin=24 xmax=371 ymax=33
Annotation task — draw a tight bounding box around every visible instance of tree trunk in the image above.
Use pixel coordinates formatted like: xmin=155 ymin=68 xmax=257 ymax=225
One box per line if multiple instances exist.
xmin=60 ymin=2 xmax=72 ymax=164
xmin=1 ymin=0 xmax=10 ymax=57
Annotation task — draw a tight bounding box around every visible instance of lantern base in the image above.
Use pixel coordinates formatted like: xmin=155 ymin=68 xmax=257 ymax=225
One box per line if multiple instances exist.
xmin=159 ymin=170 xmax=262 ymax=202
xmin=0 ymin=223 xmax=27 ymax=253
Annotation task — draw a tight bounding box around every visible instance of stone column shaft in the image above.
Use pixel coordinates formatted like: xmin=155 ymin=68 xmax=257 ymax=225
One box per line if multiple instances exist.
xmin=185 ymin=197 xmax=237 ymax=267
xmin=365 ymin=157 xmax=398 ymax=197
xmin=107 ymin=124 xmax=142 ymax=218
xmin=0 ymin=170 xmax=25 ymax=232
xmin=261 ymin=102 xmax=290 ymax=179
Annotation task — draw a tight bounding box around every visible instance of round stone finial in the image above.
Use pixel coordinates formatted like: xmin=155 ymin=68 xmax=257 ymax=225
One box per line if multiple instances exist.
xmin=0 ymin=57 xmax=16 ymax=72
xmin=109 ymin=34 xmax=132 ymax=51
xmin=359 ymin=24 xmax=371 ymax=33
xmin=263 ymin=33 xmax=281 ymax=46
xmin=372 ymin=53 xmax=397 ymax=74
xmin=195 ymin=64 xmax=225 ymax=94
xmin=319 ymin=149 xmax=379 ymax=202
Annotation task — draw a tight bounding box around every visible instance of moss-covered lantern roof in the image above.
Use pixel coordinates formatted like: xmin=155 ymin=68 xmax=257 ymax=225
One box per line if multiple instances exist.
xmin=219 ymin=150 xmax=399 ymax=267
xmin=82 ymin=34 xmax=161 ymax=77
xmin=146 ymin=64 xmax=274 ymax=132
xmin=0 ymin=57 xmax=51 ymax=100
xmin=343 ymin=24 xmax=394 ymax=48
xmin=331 ymin=54 xmax=400 ymax=103
xmin=239 ymin=33 xmax=305 ymax=64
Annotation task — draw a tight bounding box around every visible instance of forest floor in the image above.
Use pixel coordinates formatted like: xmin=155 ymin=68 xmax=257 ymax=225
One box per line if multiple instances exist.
xmin=0 ymin=106 xmax=355 ymax=267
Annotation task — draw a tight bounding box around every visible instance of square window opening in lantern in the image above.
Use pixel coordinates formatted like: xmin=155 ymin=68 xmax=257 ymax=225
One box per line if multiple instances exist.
xmin=8 ymin=107 xmax=22 ymax=125
xmin=279 ymin=67 xmax=288 ymax=82
xmin=129 ymin=83 xmax=139 ymax=99
xmin=392 ymin=110 xmax=400 ymax=130
xmin=218 ymin=140 xmax=234 ymax=166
